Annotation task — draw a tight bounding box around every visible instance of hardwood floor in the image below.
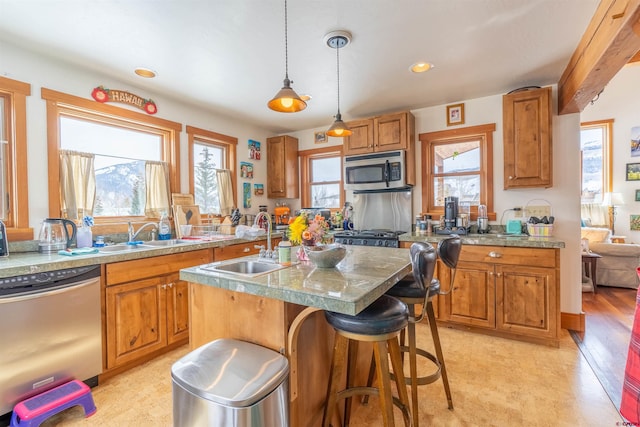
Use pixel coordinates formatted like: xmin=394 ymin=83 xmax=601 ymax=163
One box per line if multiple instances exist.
xmin=571 ymin=286 xmax=636 ymax=411
xmin=39 ymin=323 xmax=622 ymax=426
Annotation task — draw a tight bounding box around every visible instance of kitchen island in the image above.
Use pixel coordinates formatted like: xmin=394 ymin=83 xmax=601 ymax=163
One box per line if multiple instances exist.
xmin=180 ymin=246 xmax=412 ymax=427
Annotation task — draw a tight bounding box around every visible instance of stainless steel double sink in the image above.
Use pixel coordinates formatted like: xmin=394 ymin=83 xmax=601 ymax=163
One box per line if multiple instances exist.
xmin=98 ymin=239 xmax=189 ymax=253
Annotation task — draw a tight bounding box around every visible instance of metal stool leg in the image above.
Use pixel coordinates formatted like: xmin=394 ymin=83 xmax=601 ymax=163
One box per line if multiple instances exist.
xmin=426 ymin=300 xmax=453 ymax=410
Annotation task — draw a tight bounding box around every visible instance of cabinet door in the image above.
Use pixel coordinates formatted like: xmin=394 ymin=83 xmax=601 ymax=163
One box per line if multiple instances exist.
xmin=496 ymin=265 xmax=557 ymax=339
xmin=343 ymin=119 xmax=374 ymax=155
xmin=375 ymin=112 xmax=408 ymax=151
xmin=166 ymin=272 xmax=190 ymax=345
xmin=106 ymin=277 xmax=167 ymax=369
xmin=267 ymin=135 xmax=299 ymax=198
xmin=444 ymin=261 xmax=495 ymax=328
xmin=503 ymin=86 xmax=552 ymax=189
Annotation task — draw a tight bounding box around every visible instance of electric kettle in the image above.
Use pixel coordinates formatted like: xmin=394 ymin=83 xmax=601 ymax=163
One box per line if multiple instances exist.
xmin=38 ymin=218 xmax=77 ymax=253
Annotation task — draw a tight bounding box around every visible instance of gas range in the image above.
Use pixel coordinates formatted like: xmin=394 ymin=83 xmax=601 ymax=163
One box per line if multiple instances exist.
xmin=334 ymin=230 xmax=406 ymax=248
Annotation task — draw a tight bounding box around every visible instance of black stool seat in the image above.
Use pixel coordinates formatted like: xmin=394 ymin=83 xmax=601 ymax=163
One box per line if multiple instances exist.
xmin=386 ymin=278 xmax=440 ymax=300
xmin=325 ymin=294 xmax=408 ymax=336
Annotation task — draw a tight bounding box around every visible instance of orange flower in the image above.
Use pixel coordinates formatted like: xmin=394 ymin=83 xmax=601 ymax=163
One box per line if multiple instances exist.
xmin=302 ymin=230 xmax=312 ymax=240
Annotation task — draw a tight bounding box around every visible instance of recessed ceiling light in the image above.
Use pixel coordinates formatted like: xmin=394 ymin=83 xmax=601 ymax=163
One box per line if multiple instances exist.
xmin=134 ymin=68 xmax=157 ymax=78
xmin=410 ymin=62 xmax=434 ymax=73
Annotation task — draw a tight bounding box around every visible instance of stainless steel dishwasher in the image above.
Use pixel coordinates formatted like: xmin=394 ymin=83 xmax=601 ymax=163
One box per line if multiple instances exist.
xmin=0 ymin=265 xmax=102 ymax=419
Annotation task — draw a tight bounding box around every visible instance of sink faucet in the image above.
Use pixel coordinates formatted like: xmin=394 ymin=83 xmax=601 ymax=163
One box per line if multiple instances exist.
xmin=128 ymin=222 xmax=158 ymax=242
xmin=253 ymin=211 xmax=275 ymax=259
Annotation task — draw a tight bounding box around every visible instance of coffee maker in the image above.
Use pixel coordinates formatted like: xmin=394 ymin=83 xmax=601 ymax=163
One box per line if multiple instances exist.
xmin=274 ymin=203 xmax=290 ymax=230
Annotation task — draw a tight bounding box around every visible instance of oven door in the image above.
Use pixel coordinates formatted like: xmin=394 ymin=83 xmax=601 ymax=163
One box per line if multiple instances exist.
xmin=344 ymin=151 xmax=406 ymax=190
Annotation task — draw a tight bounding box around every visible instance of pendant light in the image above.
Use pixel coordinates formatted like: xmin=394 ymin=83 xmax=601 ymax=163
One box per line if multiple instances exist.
xmin=325 ymin=30 xmax=352 ymax=137
xmin=268 ymin=0 xmax=306 ymax=113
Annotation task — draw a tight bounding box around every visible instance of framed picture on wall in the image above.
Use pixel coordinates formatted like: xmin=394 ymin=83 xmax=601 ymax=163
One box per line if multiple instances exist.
xmin=627 ymin=163 xmax=640 ymax=181
xmin=314 ymin=131 xmax=327 ymax=144
xmin=446 ymin=103 xmax=465 ymax=126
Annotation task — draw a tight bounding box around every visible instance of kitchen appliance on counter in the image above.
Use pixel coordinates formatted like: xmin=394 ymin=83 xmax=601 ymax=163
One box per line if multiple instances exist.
xmin=0 ymin=265 xmax=102 ymax=422
xmin=274 ymin=204 xmax=291 ymax=231
xmin=344 ymin=150 xmax=409 ymax=191
xmin=334 ymin=229 xmax=406 ymax=248
xmin=435 ymin=196 xmax=471 ymax=235
xmin=477 ymin=204 xmax=490 ymax=234
xmin=38 ymin=218 xmax=77 ymax=253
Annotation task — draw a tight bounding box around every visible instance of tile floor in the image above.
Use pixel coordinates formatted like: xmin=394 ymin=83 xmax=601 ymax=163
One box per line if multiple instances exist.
xmin=41 ymin=324 xmax=623 ymax=426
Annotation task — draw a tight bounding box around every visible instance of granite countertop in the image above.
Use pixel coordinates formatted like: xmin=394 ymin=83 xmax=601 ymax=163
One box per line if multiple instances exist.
xmin=0 ymin=234 xmax=281 ymax=278
xmin=400 ymin=232 xmax=565 ymax=249
xmin=180 ymin=246 xmax=412 ymax=316
xmin=0 ymin=230 xmax=564 ymax=279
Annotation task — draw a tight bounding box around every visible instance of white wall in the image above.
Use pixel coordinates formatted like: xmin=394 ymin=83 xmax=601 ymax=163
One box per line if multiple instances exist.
xmin=581 ymin=63 xmax=640 ymax=241
xmin=0 ymin=40 xmax=275 ymax=227
xmin=2 ymin=40 xmax=583 ymax=315
xmin=293 ymin=89 xmax=583 ymax=315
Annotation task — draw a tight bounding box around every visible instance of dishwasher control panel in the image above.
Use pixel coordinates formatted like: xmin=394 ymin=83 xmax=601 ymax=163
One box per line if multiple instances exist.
xmin=0 ymin=265 xmax=101 ymax=297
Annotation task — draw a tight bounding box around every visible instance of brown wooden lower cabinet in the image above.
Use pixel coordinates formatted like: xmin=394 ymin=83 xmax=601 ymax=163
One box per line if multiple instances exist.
xmin=104 ymin=249 xmax=212 ymax=371
xmin=400 ymin=242 xmax=560 ymax=346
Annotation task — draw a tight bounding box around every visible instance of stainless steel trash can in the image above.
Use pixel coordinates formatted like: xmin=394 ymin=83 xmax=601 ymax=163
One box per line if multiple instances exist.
xmin=171 ymin=338 xmax=289 ymax=426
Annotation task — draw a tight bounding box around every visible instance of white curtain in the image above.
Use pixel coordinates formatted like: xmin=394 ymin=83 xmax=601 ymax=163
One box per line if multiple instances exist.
xmin=145 ymin=161 xmax=171 ymax=217
xmin=59 ymin=150 xmax=96 ymax=219
xmin=216 ymin=169 xmax=234 ymax=216
xmin=581 ymin=203 xmax=609 ymax=227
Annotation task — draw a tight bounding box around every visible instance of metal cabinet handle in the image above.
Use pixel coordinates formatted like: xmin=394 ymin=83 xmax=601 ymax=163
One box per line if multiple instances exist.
xmin=167 ymin=282 xmax=174 ymax=288
xmin=161 ymin=284 xmax=167 ymax=289
xmin=496 ymin=272 xmax=502 ymax=278
xmin=488 ymin=251 xmax=502 ymax=258
xmin=244 ymin=247 xmax=251 ymax=252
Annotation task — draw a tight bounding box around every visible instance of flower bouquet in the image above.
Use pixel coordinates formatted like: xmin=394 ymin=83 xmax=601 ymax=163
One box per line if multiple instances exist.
xmin=288 ymin=212 xmax=333 ymax=260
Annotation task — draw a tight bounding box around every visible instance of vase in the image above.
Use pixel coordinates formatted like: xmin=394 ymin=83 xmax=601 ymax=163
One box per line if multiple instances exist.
xmin=297 ymin=246 xmax=309 ymax=261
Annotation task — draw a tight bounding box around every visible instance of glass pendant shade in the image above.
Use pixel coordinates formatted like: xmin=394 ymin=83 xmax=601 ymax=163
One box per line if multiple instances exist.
xmin=326 ymin=113 xmax=352 ymax=137
xmin=268 ymin=78 xmax=307 ymax=112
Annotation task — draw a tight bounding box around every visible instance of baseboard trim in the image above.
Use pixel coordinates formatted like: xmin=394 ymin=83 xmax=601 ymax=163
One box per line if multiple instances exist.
xmin=561 ymin=311 xmax=585 ymax=332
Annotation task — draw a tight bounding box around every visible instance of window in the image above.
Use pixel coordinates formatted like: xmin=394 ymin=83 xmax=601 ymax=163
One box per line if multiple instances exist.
xmin=59 ymin=116 xmax=163 ymax=216
xmin=420 ymin=123 xmax=495 ymax=217
xmin=186 ymin=126 xmax=237 ymax=215
xmin=0 ymin=76 xmax=31 ymax=240
xmin=299 ymin=146 xmax=343 ymax=209
xmin=42 ymin=88 xmax=181 ymax=227
xmin=580 ymin=119 xmax=613 ymax=204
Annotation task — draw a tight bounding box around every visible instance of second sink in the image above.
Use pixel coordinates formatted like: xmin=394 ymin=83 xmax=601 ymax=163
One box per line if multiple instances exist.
xmin=200 ymin=260 xmax=286 ymax=277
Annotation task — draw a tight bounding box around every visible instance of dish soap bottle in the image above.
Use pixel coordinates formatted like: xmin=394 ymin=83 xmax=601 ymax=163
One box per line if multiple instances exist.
xmin=278 ymin=237 xmax=292 ymax=266
xmin=158 ymin=212 xmax=171 ymax=240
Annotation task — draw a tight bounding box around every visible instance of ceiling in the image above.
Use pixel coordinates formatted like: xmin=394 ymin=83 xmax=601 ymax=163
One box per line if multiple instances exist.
xmin=0 ymin=0 xmax=600 ymax=134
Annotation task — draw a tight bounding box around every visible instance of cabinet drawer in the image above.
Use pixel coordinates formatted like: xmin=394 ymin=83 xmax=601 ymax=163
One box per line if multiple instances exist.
xmin=459 ymin=246 xmax=557 ymax=268
xmin=106 ymin=249 xmax=212 ymax=285
xmin=214 ymin=243 xmax=260 ymax=261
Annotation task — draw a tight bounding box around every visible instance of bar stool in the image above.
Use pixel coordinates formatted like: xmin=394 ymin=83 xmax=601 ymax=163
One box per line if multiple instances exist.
xmin=372 ymin=236 xmax=461 ymax=427
xmin=323 ymin=294 xmax=411 ymax=427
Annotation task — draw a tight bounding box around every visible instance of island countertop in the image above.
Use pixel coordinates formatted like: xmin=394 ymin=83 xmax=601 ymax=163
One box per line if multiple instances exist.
xmin=180 ymin=245 xmax=411 ymax=316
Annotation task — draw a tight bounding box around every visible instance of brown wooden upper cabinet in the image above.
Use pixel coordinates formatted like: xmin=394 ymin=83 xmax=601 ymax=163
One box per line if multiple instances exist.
xmin=267 ymin=135 xmax=299 ymax=199
xmin=343 ymin=111 xmax=415 ymax=156
xmin=502 ymin=86 xmax=552 ymax=189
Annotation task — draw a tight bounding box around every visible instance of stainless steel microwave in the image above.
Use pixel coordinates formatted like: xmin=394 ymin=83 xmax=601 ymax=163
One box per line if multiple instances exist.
xmin=343 ymin=150 xmax=408 ymax=191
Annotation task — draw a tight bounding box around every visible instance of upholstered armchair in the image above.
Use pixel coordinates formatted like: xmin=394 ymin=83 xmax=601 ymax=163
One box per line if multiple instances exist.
xmin=581 ymin=227 xmax=640 ymax=289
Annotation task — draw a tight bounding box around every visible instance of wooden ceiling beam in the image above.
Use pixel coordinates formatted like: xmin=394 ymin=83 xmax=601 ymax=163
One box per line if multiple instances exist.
xmin=558 ymin=0 xmax=640 ymax=114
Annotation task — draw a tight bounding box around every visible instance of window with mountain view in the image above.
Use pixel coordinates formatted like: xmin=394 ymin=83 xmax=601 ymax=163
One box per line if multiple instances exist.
xmin=42 ymin=88 xmax=181 ymax=224
xmin=60 ymin=116 xmax=162 ymax=216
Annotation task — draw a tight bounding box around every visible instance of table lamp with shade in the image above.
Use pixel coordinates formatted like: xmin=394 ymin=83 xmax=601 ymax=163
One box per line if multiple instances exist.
xmin=602 ymin=192 xmax=624 ymax=236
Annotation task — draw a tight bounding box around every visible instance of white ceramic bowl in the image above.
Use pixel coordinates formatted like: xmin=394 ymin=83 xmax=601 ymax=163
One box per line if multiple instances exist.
xmin=304 ymin=243 xmax=347 ymax=268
